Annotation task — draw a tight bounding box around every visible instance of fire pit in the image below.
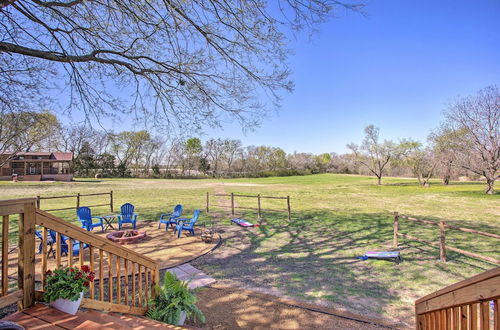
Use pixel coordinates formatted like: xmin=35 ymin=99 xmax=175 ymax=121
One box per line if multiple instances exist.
xmin=106 ymin=230 xmax=147 ymax=244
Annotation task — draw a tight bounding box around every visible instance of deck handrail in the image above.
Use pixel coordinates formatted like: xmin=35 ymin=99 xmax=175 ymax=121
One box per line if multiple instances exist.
xmin=35 ymin=209 xmax=157 ymax=269
xmin=0 ymin=198 xmax=160 ymax=315
xmin=415 ymin=266 xmax=500 ymax=329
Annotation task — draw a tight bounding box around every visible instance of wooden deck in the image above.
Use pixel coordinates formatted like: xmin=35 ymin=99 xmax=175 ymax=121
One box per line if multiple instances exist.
xmin=2 ymin=304 xmax=187 ymax=329
xmin=4 ymin=222 xmax=219 ymax=281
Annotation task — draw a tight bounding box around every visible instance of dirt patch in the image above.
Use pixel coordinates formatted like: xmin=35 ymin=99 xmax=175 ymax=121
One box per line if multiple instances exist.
xmin=187 ymin=286 xmax=392 ymax=329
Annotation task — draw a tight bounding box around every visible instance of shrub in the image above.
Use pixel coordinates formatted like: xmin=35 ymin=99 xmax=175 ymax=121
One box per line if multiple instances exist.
xmin=147 ymin=272 xmax=205 ymax=324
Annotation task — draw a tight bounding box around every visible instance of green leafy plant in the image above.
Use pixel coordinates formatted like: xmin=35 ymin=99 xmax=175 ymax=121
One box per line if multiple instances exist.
xmin=147 ymin=272 xmax=205 ymax=324
xmin=44 ymin=265 xmax=95 ymax=302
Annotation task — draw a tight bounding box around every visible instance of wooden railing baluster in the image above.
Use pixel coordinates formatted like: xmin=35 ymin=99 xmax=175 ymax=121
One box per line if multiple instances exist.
xmin=107 ymin=252 xmax=113 ymax=303
xmin=89 ymin=246 xmax=94 ymax=299
xmin=116 ymin=256 xmax=121 ymax=304
xmin=41 ymin=227 xmax=47 ymax=290
xmin=480 ymin=301 xmax=490 ymax=330
xmin=138 ymin=265 xmax=143 ymax=308
xmin=124 ymin=259 xmax=129 ymax=306
xmin=79 ymin=242 xmax=84 ymax=268
xmin=494 ymin=300 xmax=499 ymax=330
xmin=2 ymin=215 xmax=8 ymax=296
xmin=132 ymin=262 xmax=136 ymax=307
xmin=460 ymin=305 xmax=468 ymax=329
xmin=99 ymin=249 xmax=104 ymax=301
xmin=145 ymin=268 xmax=149 ymax=306
xmin=55 ymin=232 xmax=61 ymax=268
xmin=68 ymin=239 xmax=73 ymax=267
xmin=471 ymin=303 xmax=478 ymax=330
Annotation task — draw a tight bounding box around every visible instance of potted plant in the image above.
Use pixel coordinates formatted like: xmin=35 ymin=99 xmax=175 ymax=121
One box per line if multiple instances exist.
xmin=147 ymin=272 xmax=205 ymax=325
xmin=44 ymin=265 xmax=95 ymax=315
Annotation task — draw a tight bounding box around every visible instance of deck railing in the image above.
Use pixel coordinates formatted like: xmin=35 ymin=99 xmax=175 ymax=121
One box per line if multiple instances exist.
xmin=415 ymin=266 xmax=500 ymax=329
xmin=0 ymin=198 xmax=159 ymax=315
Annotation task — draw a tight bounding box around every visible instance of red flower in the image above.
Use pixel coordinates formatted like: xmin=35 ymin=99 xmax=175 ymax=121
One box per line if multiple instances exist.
xmin=44 ymin=270 xmax=52 ymax=276
xmin=83 ymin=281 xmax=90 ymax=287
xmin=80 ymin=265 xmax=90 ymax=273
xmin=87 ymin=272 xmax=95 ymax=282
xmin=74 ymin=271 xmax=83 ymax=280
xmin=69 ymin=268 xmax=75 ymax=273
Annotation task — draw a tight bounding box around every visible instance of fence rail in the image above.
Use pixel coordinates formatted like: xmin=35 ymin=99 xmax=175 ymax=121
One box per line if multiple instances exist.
xmin=415 ymin=266 xmax=500 ymax=329
xmin=394 ymin=212 xmax=500 ymax=265
xmin=206 ymin=192 xmax=291 ymax=220
xmin=36 ymin=191 xmax=114 ymax=212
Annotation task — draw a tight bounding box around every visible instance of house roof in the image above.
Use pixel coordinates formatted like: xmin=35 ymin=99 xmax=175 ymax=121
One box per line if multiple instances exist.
xmin=51 ymin=152 xmax=73 ymax=161
xmin=3 ymin=152 xmax=73 ymax=161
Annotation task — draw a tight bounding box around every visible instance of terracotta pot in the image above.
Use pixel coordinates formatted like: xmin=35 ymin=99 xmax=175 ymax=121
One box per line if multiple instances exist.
xmin=49 ymin=292 xmax=83 ymax=315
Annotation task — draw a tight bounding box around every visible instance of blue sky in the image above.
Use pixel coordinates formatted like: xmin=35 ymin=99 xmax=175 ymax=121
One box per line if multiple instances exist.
xmin=201 ymin=0 xmax=500 ymax=154
xmin=60 ymin=0 xmax=500 ymax=154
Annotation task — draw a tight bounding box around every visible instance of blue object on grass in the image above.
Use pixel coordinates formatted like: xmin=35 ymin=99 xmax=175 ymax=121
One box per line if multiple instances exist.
xmin=77 ymin=206 xmax=104 ymax=232
xmin=48 ymin=230 xmax=88 ymax=257
xmin=358 ymin=251 xmax=401 ymax=263
xmin=118 ymin=203 xmax=137 ymax=230
xmin=158 ymin=204 xmax=183 ymax=231
xmin=231 ymin=218 xmax=259 ymax=227
xmin=175 ymin=209 xmax=200 ymax=238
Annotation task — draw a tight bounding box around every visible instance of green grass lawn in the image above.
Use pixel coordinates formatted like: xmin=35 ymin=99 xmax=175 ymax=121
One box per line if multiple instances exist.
xmin=0 ymin=174 xmax=498 ymax=325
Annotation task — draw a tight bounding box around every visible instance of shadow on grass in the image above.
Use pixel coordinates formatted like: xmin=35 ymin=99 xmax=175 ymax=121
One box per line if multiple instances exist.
xmin=191 ymin=207 xmax=496 ymax=325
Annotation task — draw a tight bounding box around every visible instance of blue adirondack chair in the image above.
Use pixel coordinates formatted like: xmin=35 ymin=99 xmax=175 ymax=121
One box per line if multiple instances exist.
xmin=174 ymin=209 xmax=201 ymax=238
xmin=49 ymin=230 xmax=88 ymax=257
xmin=77 ymin=206 xmax=104 ymax=232
xmin=35 ymin=229 xmax=54 ymax=255
xmin=118 ymin=203 xmax=137 ymax=230
xmin=158 ymin=204 xmax=183 ymax=231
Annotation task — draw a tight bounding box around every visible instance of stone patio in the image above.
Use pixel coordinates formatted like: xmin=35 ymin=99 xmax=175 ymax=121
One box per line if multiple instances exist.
xmin=166 ymin=263 xmax=216 ymax=289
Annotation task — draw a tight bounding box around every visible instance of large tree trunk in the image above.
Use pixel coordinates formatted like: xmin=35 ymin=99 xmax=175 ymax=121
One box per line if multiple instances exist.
xmin=485 ymin=178 xmax=495 ymax=195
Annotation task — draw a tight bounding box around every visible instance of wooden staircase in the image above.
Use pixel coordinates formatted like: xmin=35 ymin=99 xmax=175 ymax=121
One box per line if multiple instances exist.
xmin=2 ymin=304 xmax=187 ymax=329
xmin=0 ymin=198 xmax=169 ymax=328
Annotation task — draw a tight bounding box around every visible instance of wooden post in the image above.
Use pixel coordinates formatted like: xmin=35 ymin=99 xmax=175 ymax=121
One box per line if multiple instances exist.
xmin=76 ymin=193 xmax=80 ymax=209
xmin=36 ymin=196 xmax=41 ymax=209
xmin=257 ymin=194 xmax=261 ymax=219
xmin=231 ymin=193 xmax=235 ymax=216
xmin=18 ymin=201 xmax=36 ymax=310
xmin=439 ymin=221 xmax=447 ymax=262
xmin=287 ymin=196 xmax=291 ymax=221
xmin=206 ymin=192 xmax=209 ymax=213
xmin=393 ymin=212 xmax=399 ymax=248
xmin=110 ymin=190 xmax=114 ymax=212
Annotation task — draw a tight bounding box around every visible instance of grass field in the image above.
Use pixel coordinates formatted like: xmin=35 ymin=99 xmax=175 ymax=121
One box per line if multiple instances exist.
xmin=0 ymin=174 xmax=498 ymax=326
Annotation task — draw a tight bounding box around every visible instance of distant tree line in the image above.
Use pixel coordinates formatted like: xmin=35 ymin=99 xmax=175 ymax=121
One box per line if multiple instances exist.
xmin=0 ymin=85 xmax=498 ymax=194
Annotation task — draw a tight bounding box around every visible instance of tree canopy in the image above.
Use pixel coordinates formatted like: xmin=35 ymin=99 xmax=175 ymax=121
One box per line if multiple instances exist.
xmin=0 ymin=0 xmax=363 ymax=131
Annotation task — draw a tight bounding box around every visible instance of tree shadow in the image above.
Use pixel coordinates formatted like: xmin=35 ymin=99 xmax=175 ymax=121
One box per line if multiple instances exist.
xmin=191 ymin=207 xmax=496 ymax=327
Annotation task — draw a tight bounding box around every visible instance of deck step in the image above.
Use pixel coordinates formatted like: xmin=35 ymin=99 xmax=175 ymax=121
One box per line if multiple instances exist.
xmin=1 ymin=304 xmax=186 ymax=329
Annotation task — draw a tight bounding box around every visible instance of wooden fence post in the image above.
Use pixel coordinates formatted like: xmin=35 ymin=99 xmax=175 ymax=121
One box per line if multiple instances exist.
xmin=257 ymin=194 xmax=261 ymax=219
xmin=231 ymin=193 xmax=235 ymax=216
xmin=393 ymin=212 xmax=399 ymax=248
xmin=439 ymin=221 xmax=447 ymax=262
xmin=18 ymin=201 xmax=36 ymax=310
xmin=287 ymin=196 xmax=291 ymax=221
xmin=36 ymin=196 xmax=40 ymax=209
xmin=206 ymin=192 xmax=209 ymax=213
xmin=110 ymin=190 xmax=114 ymax=212
xmin=76 ymin=193 xmax=81 ymax=209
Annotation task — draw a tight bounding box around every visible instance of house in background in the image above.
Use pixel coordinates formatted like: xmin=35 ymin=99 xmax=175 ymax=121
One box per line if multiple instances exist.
xmin=0 ymin=152 xmax=74 ymax=181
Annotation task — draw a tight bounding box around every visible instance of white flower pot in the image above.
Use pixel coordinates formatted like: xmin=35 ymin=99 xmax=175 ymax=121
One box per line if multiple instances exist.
xmin=49 ymin=292 xmax=83 ymax=315
xmin=177 ymin=311 xmax=187 ymax=325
